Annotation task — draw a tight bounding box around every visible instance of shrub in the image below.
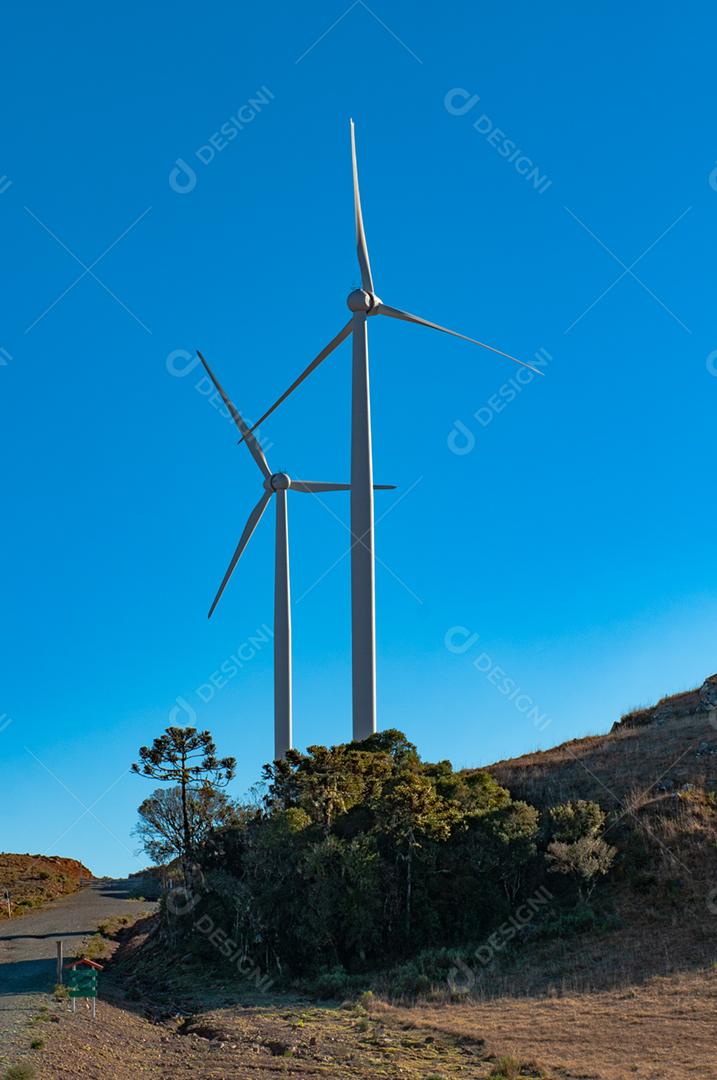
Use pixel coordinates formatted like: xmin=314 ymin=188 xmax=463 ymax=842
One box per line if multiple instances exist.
xmin=83 ymin=933 xmax=111 ymax=960
xmin=4 ymin=1066 xmax=37 ymax=1080
xmin=310 ymin=966 xmax=354 ymax=1000
xmin=548 ymin=800 xmax=605 ymax=843
xmin=546 ymin=836 xmax=617 ymax=900
xmin=489 ymin=1058 xmax=545 ymax=1079
xmin=489 ymin=1058 xmax=521 ymax=1079
xmin=529 ymin=904 xmax=620 ymax=941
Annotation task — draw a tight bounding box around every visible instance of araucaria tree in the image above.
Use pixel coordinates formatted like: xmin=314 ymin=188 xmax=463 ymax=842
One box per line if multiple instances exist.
xmin=131 ymin=727 xmax=236 ymax=860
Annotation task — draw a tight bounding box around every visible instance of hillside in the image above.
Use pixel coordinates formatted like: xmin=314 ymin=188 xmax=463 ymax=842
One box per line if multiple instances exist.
xmin=5 ymin=680 xmax=717 ymax=1079
xmin=468 ymin=673 xmax=717 ymax=992
xmin=486 ymin=672 xmax=717 ymax=809
xmin=0 ymin=853 xmax=94 ymax=918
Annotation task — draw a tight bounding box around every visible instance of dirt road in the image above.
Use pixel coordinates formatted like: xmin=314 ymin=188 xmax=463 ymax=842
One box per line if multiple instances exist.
xmin=0 ymin=879 xmax=157 ymax=1069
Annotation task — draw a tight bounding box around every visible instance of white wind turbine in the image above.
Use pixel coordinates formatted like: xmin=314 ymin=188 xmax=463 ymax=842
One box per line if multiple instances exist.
xmin=240 ymin=121 xmax=543 ymax=743
xmin=197 ymin=351 xmax=394 ymax=760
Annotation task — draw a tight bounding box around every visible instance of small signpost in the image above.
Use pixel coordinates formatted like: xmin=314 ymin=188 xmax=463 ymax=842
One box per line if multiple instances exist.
xmin=64 ymin=958 xmax=103 ymax=1019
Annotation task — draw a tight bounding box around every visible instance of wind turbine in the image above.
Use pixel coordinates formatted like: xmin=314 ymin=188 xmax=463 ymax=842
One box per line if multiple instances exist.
xmin=239 ymin=121 xmax=543 ymax=743
xmin=196 ymin=351 xmax=394 ymax=760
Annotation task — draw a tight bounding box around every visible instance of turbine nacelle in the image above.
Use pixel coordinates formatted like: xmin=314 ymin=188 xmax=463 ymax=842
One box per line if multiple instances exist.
xmin=269 ymin=472 xmax=291 ymax=491
xmin=347 ymin=288 xmax=381 ymax=314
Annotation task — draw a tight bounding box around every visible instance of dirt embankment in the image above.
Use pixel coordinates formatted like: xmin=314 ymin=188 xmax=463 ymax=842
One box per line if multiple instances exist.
xmin=0 ymin=853 xmax=94 ymax=918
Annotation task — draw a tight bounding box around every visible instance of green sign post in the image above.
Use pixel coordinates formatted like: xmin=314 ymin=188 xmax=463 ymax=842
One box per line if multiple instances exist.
xmin=66 ymin=963 xmax=100 ymax=1018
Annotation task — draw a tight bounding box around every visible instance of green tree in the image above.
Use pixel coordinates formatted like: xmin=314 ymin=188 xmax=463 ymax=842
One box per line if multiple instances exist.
xmin=548 ymin=799 xmax=606 ymax=843
xmin=184 ymin=731 xmax=552 ymax=980
xmin=132 ymin=727 xmax=235 ymax=860
xmin=375 ymin=771 xmax=460 ymax=936
xmin=545 ymin=799 xmax=616 ymax=900
xmin=546 ymin=836 xmax=616 ymax=900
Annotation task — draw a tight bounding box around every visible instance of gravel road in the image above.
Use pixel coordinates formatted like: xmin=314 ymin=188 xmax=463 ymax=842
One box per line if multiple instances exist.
xmin=0 ymin=879 xmax=157 ymax=1068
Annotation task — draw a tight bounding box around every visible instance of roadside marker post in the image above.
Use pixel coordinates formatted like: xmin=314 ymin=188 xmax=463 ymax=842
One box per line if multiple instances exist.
xmin=56 ymin=940 xmax=63 ymax=985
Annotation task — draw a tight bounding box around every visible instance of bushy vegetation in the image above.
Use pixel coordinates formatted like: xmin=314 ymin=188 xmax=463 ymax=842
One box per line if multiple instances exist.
xmin=166 ymin=731 xmax=614 ymax=987
xmin=4 ymin=1066 xmax=36 ymax=1080
xmin=545 ymin=799 xmax=617 ymax=900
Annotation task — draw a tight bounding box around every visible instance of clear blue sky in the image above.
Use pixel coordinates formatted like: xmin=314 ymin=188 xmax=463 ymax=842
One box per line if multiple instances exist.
xmin=2 ymin=2 xmax=717 ymax=876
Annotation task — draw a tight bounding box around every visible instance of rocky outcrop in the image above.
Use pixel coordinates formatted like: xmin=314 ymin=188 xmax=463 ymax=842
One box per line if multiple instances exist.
xmin=612 ymin=673 xmax=717 ymax=732
xmin=698 ymin=673 xmax=717 ymax=712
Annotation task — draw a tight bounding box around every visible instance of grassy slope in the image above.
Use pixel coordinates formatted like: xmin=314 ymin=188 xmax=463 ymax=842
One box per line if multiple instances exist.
xmin=471 ymin=676 xmax=717 ymax=992
xmin=485 ymin=690 xmax=717 ymax=810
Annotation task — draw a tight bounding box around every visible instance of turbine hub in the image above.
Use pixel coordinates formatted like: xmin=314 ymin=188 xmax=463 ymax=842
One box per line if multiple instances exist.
xmin=347 ymin=288 xmax=381 ymax=313
xmin=270 ymin=472 xmax=291 ymax=491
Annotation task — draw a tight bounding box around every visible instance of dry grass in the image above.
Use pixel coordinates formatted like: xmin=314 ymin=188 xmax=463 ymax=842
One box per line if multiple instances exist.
xmin=485 ymin=710 xmax=717 ymax=810
xmin=0 ymin=855 xmax=93 ymax=918
xmin=384 ymin=967 xmax=717 ymax=1080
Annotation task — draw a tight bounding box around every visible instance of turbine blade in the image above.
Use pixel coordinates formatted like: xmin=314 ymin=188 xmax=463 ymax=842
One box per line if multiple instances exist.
xmin=197 ymin=351 xmax=271 ymax=477
xmin=239 ymin=320 xmax=353 ymax=442
xmin=291 ymin=481 xmax=351 ymax=492
xmin=208 ymin=491 xmax=272 ymax=618
xmin=351 ymin=119 xmax=374 ymax=294
xmin=375 ymin=304 xmax=544 ymax=376
xmin=291 ymin=481 xmax=396 ymax=492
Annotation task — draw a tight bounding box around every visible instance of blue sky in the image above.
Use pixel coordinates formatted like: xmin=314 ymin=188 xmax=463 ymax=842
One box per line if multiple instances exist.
xmin=2 ymin=1 xmax=717 ymax=876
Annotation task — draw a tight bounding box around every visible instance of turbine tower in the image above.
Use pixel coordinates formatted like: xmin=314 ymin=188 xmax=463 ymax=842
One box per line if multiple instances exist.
xmin=240 ymin=122 xmax=543 ymax=742
xmin=197 ymin=351 xmax=394 ymax=760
